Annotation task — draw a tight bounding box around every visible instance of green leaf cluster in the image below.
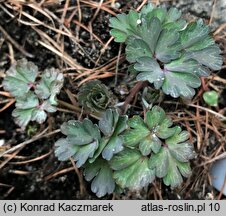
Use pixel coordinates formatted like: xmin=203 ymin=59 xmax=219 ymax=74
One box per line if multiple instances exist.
xmin=78 ymin=80 xmax=112 ymax=114
xmin=110 ymin=3 xmax=222 ymax=98
xmin=55 ymin=108 xmax=127 ymax=197
xmin=3 ymin=59 xmax=64 ymax=129
xmin=55 ymin=106 xmax=195 ymax=197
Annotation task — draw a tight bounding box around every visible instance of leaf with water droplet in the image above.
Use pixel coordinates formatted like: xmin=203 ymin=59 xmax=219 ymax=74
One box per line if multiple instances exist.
xmin=135 ymin=57 xmax=164 ymax=87
xmin=55 ymin=119 xmax=101 ymax=166
xmin=98 ymin=109 xmax=128 ymax=160
xmin=110 ymin=148 xmax=155 ymax=189
xmin=162 ymin=71 xmax=201 ymax=98
xmin=111 ymin=5 xmax=222 ymax=99
xmin=123 ymin=106 xmax=177 ymax=155
xmin=149 ymin=126 xmax=195 ymax=187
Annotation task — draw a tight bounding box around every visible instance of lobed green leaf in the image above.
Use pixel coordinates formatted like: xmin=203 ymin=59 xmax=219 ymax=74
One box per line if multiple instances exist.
xmin=185 ymin=45 xmax=222 ymax=71
xmin=109 ymin=11 xmax=139 ymax=42
xmin=145 ymin=106 xmax=166 ymax=129
xmin=123 ymin=116 xmax=150 ymax=147
xmin=35 ymin=68 xmax=64 ymax=105
xmin=61 ymin=119 xmax=100 ymax=145
xmin=180 ymin=19 xmax=210 ymax=49
xmin=98 ymin=109 xmax=119 ymax=137
xmin=162 ymin=71 xmax=201 ymax=98
xmin=138 ymin=17 xmax=162 ymax=55
xmin=55 ymin=119 xmax=100 ymax=166
xmin=12 ymin=92 xmax=55 ymax=129
xmin=3 ymin=58 xmax=38 ymax=98
xmin=84 ymin=159 xmax=115 ymax=197
xmin=110 ymin=149 xmax=155 ymax=189
xmin=99 ymin=109 xmax=127 ymax=160
xmin=155 ymin=29 xmax=181 ymax=63
xmin=126 ymin=38 xmax=153 ymax=63
xmin=135 ymin=57 xmax=164 ymax=88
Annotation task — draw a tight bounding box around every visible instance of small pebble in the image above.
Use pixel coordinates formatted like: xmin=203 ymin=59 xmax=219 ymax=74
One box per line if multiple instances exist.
xmin=0 ymin=139 xmax=5 ymax=146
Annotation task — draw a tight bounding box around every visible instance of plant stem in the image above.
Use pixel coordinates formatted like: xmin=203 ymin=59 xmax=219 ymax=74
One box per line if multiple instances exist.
xmin=57 ymin=99 xmax=101 ymax=119
xmin=58 ymin=99 xmax=82 ymax=112
xmin=122 ymin=81 xmax=148 ymax=114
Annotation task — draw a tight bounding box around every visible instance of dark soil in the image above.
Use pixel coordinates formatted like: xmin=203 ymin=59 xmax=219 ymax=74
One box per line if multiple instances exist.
xmin=0 ymin=0 xmax=225 ymax=200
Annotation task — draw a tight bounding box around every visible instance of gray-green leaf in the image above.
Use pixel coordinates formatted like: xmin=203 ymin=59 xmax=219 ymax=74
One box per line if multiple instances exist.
xmin=162 ymin=71 xmax=201 ymax=98
xmin=109 ymin=10 xmax=139 ymax=42
xmin=135 ymin=57 xmax=164 ymax=86
xmin=97 ymin=109 xmax=127 ymax=160
xmin=35 ymin=68 xmax=64 ymax=105
xmin=84 ymin=159 xmax=115 ymax=197
xmin=149 ymin=126 xmax=195 ymax=187
xmin=155 ymin=29 xmax=181 ymax=63
xmin=126 ymin=38 xmax=153 ymax=63
xmin=185 ymin=45 xmax=222 ymax=71
xmin=12 ymin=92 xmax=51 ymax=129
xmin=110 ymin=149 xmax=155 ymax=189
xmin=3 ymin=58 xmax=38 ymax=98
xmin=54 ymin=119 xmax=100 ymax=166
xmin=180 ymin=19 xmax=210 ymax=49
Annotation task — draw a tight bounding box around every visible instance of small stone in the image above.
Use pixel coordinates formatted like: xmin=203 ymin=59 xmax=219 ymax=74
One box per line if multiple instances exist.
xmin=0 ymin=139 xmax=5 ymax=146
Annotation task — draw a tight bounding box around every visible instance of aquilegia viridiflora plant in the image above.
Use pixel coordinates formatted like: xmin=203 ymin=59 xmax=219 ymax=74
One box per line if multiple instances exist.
xmin=3 ymin=3 xmax=222 ymax=198
xmin=55 ymin=3 xmax=222 ymax=197
xmin=3 ymin=58 xmax=64 ymax=129
xmin=110 ymin=3 xmax=222 ymax=98
xmin=55 ymin=106 xmax=196 ymax=197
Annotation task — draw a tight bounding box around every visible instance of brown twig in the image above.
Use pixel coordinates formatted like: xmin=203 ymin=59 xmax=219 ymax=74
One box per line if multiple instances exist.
xmin=57 ymin=99 xmax=101 ymax=119
xmin=0 ymin=99 xmax=15 ymax=112
xmin=0 ymin=128 xmax=60 ymax=158
xmin=9 ymin=150 xmax=52 ymax=165
xmin=196 ymin=152 xmax=226 ymax=167
xmin=0 ymin=183 xmax=14 ymax=198
xmin=9 ymin=170 xmax=31 ymax=175
xmin=209 ymin=0 xmax=217 ymax=25
xmin=44 ymin=167 xmax=74 ymax=181
xmin=0 ymin=24 xmax=34 ymax=58
xmin=70 ymin=158 xmax=86 ymax=197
